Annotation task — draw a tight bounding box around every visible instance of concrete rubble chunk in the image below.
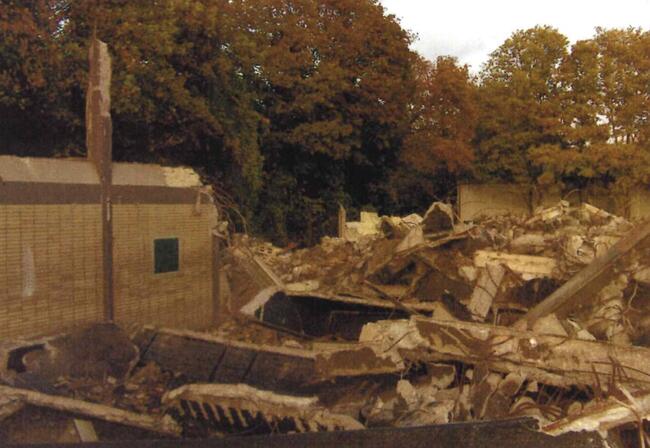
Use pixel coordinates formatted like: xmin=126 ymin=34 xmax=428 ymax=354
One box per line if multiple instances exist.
xmin=421 ymin=202 xmax=455 ymax=234
xmin=468 ymin=262 xmax=506 ymax=321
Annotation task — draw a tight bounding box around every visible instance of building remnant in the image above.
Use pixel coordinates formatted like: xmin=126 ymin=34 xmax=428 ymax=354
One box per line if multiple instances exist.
xmin=0 ymin=385 xmax=181 ymax=437
xmin=0 ymin=38 xmax=220 ymax=340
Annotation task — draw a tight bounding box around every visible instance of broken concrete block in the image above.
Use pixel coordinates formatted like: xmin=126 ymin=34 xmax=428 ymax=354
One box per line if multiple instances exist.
xmin=510 ymin=233 xmax=549 ymax=251
xmin=474 ymin=251 xmax=558 ymax=280
xmin=395 ymin=226 xmax=425 ymax=253
xmin=394 ymin=399 xmax=455 ymax=428
xmin=468 ymin=262 xmax=506 ymax=321
xmin=531 ymin=314 xmax=569 ymax=337
xmin=564 ymin=235 xmax=596 ymax=265
xmin=459 ymin=265 xmax=478 ymax=283
xmin=2 ymin=323 xmax=139 ymax=389
xmin=484 ymin=373 xmax=525 ymax=419
xmin=471 ymin=370 xmax=503 ymax=419
xmin=633 ymin=266 xmax=650 ymax=285
xmin=396 ymin=380 xmax=419 ymax=408
xmin=585 ymin=274 xmax=631 ymax=345
xmin=421 ymin=202 xmax=454 ymax=234
xmin=543 ymin=388 xmax=650 ymax=437
xmin=380 ymin=214 xmax=423 ymax=239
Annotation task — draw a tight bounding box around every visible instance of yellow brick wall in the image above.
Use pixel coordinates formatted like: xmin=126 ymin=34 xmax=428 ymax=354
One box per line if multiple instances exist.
xmin=0 ymin=205 xmax=104 ymax=339
xmin=112 ymin=203 xmax=214 ymax=331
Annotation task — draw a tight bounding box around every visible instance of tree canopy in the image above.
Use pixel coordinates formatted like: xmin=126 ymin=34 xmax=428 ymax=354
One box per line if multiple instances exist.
xmin=1 ymin=3 xmax=649 ymax=243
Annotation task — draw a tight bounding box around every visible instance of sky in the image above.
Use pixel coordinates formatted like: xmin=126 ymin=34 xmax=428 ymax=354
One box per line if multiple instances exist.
xmin=379 ymin=0 xmax=650 ymax=72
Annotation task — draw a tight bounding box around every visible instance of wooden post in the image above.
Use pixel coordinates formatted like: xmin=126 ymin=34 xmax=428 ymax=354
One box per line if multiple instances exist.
xmin=515 ymin=220 xmax=650 ymax=330
xmin=212 ymin=233 xmax=222 ymax=326
xmin=338 ymin=203 xmax=346 ymax=239
xmin=86 ymin=38 xmax=114 ymax=321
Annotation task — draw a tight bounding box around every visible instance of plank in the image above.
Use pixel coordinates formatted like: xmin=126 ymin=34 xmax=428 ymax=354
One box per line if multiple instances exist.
xmin=516 ymin=220 xmax=650 ymax=330
xmin=0 ymin=385 xmax=181 ymax=437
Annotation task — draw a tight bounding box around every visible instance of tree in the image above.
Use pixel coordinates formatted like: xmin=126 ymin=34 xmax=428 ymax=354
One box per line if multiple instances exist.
xmin=0 ymin=0 xmax=84 ymax=155
xmin=247 ymin=0 xmax=416 ymax=243
xmin=387 ymin=56 xmax=477 ymax=213
xmin=594 ymin=28 xmax=649 ymax=145
xmin=476 ymin=26 xmax=568 ymax=183
xmin=402 ymin=56 xmax=477 ymax=175
xmin=530 ymin=29 xmax=650 ymax=197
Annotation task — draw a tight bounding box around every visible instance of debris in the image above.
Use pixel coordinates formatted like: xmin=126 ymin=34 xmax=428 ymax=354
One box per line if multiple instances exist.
xmin=474 ymin=251 xmax=558 ymax=280
xmin=468 ymin=262 xmax=505 ymax=321
xmin=1 ymin=323 xmax=139 ymax=387
xmin=543 ymin=388 xmax=650 ymax=436
xmin=344 ymin=211 xmax=382 ymax=241
xmin=134 ymin=326 xmax=318 ymax=394
xmin=516 ymin=219 xmax=650 ymax=330
xmin=421 ymin=202 xmax=454 ymax=234
xmin=381 ymin=214 xmax=423 ymax=239
xmin=5 ymin=200 xmax=650 ymax=445
xmin=73 ymin=419 xmax=98 ymax=442
xmin=325 ymin=316 xmax=650 ymax=388
xmin=163 ymin=383 xmax=364 ymax=434
xmin=0 ymin=396 xmax=24 ymax=422
xmin=0 ymin=385 xmax=181 ymax=437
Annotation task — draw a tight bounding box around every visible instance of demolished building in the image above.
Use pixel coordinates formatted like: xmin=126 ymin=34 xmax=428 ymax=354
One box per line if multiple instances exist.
xmin=4 ymin=196 xmax=650 ymax=446
xmin=4 ymin=38 xmax=650 ymax=448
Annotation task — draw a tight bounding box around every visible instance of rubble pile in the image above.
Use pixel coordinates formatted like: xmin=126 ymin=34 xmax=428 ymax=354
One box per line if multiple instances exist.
xmin=217 ymin=201 xmax=650 ymax=445
xmin=2 ymin=201 xmax=650 ymax=446
xmin=239 ymin=201 xmax=644 ymax=341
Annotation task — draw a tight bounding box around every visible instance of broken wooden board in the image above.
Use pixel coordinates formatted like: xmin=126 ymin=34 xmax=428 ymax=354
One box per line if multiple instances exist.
xmin=163 ymin=383 xmax=364 ymax=434
xmin=516 ymin=219 xmax=650 ymax=330
xmin=0 ymin=385 xmax=181 ymax=437
xmin=474 ymin=251 xmax=558 ymax=280
xmin=134 ymin=327 xmax=318 ymax=393
xmin=319 ymin=317 xmax=650 ymax=388
xmin=543 ymin=388 xmax=650 ymax=436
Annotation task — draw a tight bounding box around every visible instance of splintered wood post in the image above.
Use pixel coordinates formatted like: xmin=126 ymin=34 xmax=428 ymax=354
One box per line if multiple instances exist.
xmin=338 ymin=203 xmax=347 ymax=239
xmin=86 ymin=38 xmax=114 ymax=322
xmin=516 ymin=220 xmax=650 ymax=330
xmin=0 ymin=385 xmax=181 ymax=437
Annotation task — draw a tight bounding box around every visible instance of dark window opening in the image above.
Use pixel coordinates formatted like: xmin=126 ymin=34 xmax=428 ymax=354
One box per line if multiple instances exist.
xmin=154 ymin=238 xmax=179 ymax=274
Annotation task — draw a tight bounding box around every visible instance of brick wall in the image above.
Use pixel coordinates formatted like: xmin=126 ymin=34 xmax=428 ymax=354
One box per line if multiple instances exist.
xmin=0 ymin=204 xmax=104 ymax=339
xmin=0 ymin=201 xmax=215 ymax=339
xmin=112 ymin=203 xmax=214 ymax=331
